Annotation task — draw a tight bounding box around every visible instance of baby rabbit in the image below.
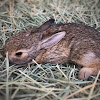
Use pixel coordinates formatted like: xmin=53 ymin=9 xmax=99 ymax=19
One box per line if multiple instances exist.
xmin=3 ymin=19 xmax=100 ymax=80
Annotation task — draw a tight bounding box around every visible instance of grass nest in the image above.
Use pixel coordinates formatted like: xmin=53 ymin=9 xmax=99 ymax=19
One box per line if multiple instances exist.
xmin=0 ymin=0 xmax=100 ymax=100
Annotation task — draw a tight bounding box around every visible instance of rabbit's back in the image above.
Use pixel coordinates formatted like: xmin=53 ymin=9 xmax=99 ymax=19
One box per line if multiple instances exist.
xmin=43 ymin=23 xmax=100 ymax=41
xmin=38 ymin=23 xmax=100 ymax=63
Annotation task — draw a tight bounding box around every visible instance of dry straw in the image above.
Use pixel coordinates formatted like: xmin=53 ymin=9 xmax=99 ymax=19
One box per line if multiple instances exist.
xmin=0 ymin=0 xmax=100 ymax=100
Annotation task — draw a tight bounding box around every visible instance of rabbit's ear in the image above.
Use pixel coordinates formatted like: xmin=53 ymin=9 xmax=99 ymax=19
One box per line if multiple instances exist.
xmin=29 ymin=19 xmax=55 ymax=36
xmin=38 ymin=19 xmax=55 ymax=32
xmin=39 ymin=31 xmax=66 ymax=49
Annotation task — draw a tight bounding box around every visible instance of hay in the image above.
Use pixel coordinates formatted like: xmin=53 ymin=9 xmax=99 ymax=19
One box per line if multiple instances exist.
xmin=0 ymin=0 xmax=100 ymax=100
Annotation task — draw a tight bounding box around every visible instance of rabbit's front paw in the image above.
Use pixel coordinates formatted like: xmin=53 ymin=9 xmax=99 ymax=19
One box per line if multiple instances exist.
xmin=78 ymin=67 xmax=93 ymax=80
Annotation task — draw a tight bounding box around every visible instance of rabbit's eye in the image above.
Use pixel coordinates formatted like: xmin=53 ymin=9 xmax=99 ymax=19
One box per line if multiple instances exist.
xmin=15 ymin=52 xmax=22 ymax=57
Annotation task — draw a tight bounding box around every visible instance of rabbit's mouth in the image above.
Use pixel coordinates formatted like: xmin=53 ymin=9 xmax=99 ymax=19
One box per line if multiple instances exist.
xmin=9 ymin=57 xmax=32 ymax=64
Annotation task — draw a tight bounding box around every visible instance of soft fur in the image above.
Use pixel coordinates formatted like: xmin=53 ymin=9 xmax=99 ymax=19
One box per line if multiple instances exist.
xmin=3 ymin=19 xmax=100 ymax=80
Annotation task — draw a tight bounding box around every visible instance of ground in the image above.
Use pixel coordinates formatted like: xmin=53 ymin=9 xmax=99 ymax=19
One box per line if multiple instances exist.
xmin=0 ymin=0 xmax=100 ymax=100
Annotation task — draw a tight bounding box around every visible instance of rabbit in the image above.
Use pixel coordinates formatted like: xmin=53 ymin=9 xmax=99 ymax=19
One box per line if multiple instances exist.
xmin=3 ymin=19 xmax=100 ymax=80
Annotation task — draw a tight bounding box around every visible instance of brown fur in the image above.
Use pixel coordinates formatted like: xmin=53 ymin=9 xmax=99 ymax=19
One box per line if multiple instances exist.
xmin=3 ymin=19 xmax=100 ymax=80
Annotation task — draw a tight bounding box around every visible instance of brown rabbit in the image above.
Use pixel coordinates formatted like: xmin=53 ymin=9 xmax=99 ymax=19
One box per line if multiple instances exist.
xmin=3 ymin=19 xmax=100 ymax=80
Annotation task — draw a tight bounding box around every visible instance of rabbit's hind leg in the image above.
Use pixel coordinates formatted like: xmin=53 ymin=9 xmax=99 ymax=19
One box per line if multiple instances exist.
xmin=76 ymin=52 xmax=100 ymax=80
xmin=78 ymin=67 xmax=99 ymax=80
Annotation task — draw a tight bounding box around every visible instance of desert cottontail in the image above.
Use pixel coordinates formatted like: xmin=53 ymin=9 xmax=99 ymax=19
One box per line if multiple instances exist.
xmin=3 ymin=19 xmax=100 ymax=80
